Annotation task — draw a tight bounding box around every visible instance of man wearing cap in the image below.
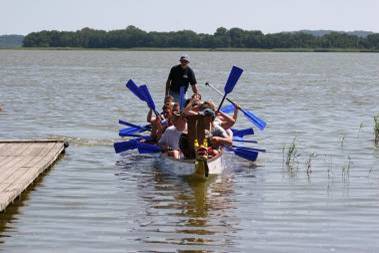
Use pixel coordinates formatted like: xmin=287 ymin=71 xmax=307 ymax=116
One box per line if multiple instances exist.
xmin=165 ymin=55 xmax=199 ymax=102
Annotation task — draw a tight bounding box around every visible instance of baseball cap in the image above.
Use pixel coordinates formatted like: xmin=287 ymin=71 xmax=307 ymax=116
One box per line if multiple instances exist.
xmin=180 ymin=55 xmax=190 ymax=63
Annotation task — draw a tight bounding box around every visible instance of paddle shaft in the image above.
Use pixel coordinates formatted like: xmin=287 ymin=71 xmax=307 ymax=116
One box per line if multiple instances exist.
xmin=206 ymin=82 xmax=238 ymax=108
xmin=206 ymin=82 xmax=254 ymax=116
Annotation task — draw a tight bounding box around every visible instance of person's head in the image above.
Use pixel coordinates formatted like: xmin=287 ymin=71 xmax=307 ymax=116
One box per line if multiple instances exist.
xmin=200 ymin=108 xmax=216 ymax=124
xmin=162 ymin=104 xmax=172 ymax=118
xmin=191 ymin=99 xmax=202 ymax=112
xmin=172 ymin=102 xmax=180 ymax=113
xmin=172 ymin=112 xmax=186 ymax=131
xmin=191 ymin=93 xmax=201 ymax=101
xmin=164 ymin=95 xmax=174 ymax=104
xmin=199 ymin=100 xmax=216 ymax=112
xmin=179 ymin=55 xmax=190 ymax=68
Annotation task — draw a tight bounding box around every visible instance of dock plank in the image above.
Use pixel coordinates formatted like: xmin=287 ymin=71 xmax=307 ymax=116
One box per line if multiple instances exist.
xmin=0 ymin=143 xmax=59 ymax=193
xmin=0 ymin=139 xmax=66 ymax=212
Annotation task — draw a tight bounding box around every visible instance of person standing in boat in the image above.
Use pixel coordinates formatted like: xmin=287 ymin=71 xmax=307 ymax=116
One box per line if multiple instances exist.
xmin=165 ymin=55 xmax=199 ymax=102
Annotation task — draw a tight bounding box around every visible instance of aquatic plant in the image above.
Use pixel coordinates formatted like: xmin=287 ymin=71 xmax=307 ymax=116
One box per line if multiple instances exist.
xmin=374 ymin=114 xmax=379 ymax=145
xmin=342 ymin=156 xmax=352 ymax=182
xmin=284 ymin=138 xmax=300 ymax=174
xmin=305 ymin=152 xmax=316 ymax=178
xmin=339 ymin=134 xmax=345 ymax=148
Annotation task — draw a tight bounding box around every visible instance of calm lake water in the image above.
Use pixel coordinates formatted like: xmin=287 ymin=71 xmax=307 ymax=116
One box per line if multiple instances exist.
xmin=0 ymin=49 xmax=379 ymax=252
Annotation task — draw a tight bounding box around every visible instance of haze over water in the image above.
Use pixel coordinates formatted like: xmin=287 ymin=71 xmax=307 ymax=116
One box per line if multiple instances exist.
xmin=0 ymin=50 xmax=379 ymax=252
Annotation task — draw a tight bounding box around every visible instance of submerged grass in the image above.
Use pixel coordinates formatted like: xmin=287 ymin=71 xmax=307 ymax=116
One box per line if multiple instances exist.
xmin=305 ymin=152 xmax=316 ymax=178
xmin=283 ymin=138 xmax=300 ymax=175
xmin=342 ymin=156 xmax=352 ymax=182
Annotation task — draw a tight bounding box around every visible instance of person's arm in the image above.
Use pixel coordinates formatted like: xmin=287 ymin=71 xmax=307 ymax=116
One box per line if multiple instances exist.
xmin=147 ymin=109 xmax=155 ymax=123
xmin=211 ymin=136 xmax=233 ymax=147
xmin=166 ymin=67 xmax=174 ymax=97
xmin=191 ymin=84 xmax=199 ymax=94
xmin=217 ymin=111 xmax=236 ymax=130
xmin=189 ymin=68 xmax=199 ymax=95
xmin=183 ymin=101 xmax=197 ymax=116
xmin=165 ymin=78 xmax=171 ymax=97
xmin=232 ymin=104 xmax=240 ymax=122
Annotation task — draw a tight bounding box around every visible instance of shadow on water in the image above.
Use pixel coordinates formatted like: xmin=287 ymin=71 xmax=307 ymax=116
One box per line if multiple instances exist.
xmin=0 ymin=159 xmax=61 ymax=243
xmin=116 ymin=154 xmax=239 ymax=252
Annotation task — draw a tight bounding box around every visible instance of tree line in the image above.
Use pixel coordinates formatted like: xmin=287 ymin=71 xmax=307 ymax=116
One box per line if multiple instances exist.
xmin=23 ymin=26 xmax=379 ymax=49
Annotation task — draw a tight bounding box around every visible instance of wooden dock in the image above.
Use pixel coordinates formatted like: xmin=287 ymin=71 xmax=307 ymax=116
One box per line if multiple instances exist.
xmin=0 ymin=139 xmax=67 ymax=212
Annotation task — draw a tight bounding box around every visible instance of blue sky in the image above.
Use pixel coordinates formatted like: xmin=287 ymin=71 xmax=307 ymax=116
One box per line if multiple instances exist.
xmin=1 ymin=0 xmax=378 ymax=35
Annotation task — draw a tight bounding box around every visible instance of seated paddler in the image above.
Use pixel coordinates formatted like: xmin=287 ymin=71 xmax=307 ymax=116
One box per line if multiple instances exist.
xmin=158 ymin=112 xmax=187 ymax=159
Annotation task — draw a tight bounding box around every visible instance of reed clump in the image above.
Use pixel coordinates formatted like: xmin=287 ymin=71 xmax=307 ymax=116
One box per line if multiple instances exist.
xmin=283 ymin=138 xmax=300 ymax=175
xmin=305 ymin=152 xmax=316 ymax=178
xmin=342 ymin=156 xmax=352 ymax=182
xmin=374 ymin=114 xmax=379 ymax=145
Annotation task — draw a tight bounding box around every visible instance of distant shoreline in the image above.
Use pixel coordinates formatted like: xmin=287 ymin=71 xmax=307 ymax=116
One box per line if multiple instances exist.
xmin=1 ymin=47 xmax=379 ymax=53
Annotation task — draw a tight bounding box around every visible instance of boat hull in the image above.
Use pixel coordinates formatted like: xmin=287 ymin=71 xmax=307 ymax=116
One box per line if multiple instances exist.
xmin=157 ymin=152 xmax=225 ymax=179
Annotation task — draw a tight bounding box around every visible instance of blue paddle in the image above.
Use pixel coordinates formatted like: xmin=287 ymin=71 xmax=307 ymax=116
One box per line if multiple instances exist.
xmin=242 ymin=109 xmax=267 ymax=130
xmin=231 ymin=128 xmax=254 ymax=137
xmin=179 ymin=86 xmax=185 ymax=111
xmin=233 ymin=145 xmax=266 ymax=153
xmin=138 ymin=84 xmax=160 ymax=116
xmin=217 ymin=66 xmax=244 ymax=111
xmin=206 ymin=82 xmax=267 ymax=130
xmin=114 ymin=138 xmax=140 ymax=154
xmin=220 ymin=104 xmax=235 ymax=114
xmin=126 ymin=79 xmax=145 ymax=101
xmin=232 ymin=148 xmax=259 ymax=161
xmin=118 ymin=120 xmax=151 ymax=136
xmin=233 ymin=138 xmax=258 ymax=144
xmin=137 ymin=142 xmax=162 ymax=154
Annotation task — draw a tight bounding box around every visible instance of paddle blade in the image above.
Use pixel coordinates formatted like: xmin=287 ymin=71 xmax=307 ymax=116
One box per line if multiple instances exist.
xmin=231 ymin=128 xmax=254 ymax=137
xmin=224 ymin=66 xmax=243 ymax=94
xmin=242 ymin=109 xmax=267 ymax=130
xmin=220 ymin=104 xmax=235 ymax=114
xmin=179 ymin=86 xmax=185 ymax=110
xmin=233 ymin=148 xmax=258 ymax=161
xmin=137 ymin=142 xmax=161 ymax=154
xmin=126 ymin=79 xmax=145 ymax=101
xmin=119 ymin=126 xmax=141 ymax=137
xmin=139 ymin=85 xmax=156 ymax=112
xmin=234 ymin=146 xmax=266 ymax=153
xmin=114 ymin=139 xmax=138 ymax=154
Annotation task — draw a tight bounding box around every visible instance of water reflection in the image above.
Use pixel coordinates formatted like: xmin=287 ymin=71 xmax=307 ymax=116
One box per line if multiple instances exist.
xmin=116 ymin=154 xmax=238 ymax=251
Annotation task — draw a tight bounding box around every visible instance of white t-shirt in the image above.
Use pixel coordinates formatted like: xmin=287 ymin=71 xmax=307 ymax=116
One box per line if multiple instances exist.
xmin=158 ymin=125 xmax=183 ymax=150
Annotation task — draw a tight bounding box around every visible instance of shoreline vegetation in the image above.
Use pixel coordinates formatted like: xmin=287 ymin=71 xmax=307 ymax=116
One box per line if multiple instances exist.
xmin=20 ymin=26 xmax=379 ymax=51
xmin=2 ymin=47 xmax=379 ymax=53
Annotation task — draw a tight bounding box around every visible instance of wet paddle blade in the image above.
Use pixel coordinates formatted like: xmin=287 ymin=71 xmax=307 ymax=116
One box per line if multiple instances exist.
xmin=119 ymin=126 xmax=141 ymax=137
xmin=233 ymin=148 xmax=258 ymax=161
xmin=231 ymin=128 xmax=254 ymax=137
xmin=179 ymin=86 xmax=185 ymax=110
xmin=224 ymin=66 xmax=243 ymax=94
xmin=114 ymin=139 xmax=138 ymax=153
xmin=242 ymin=109 xmax=267 ymax=130
xmin=126 ymin=79 xmax=145 ymax=101
xmin=137 ymin=142 xmax=161 ymax=154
